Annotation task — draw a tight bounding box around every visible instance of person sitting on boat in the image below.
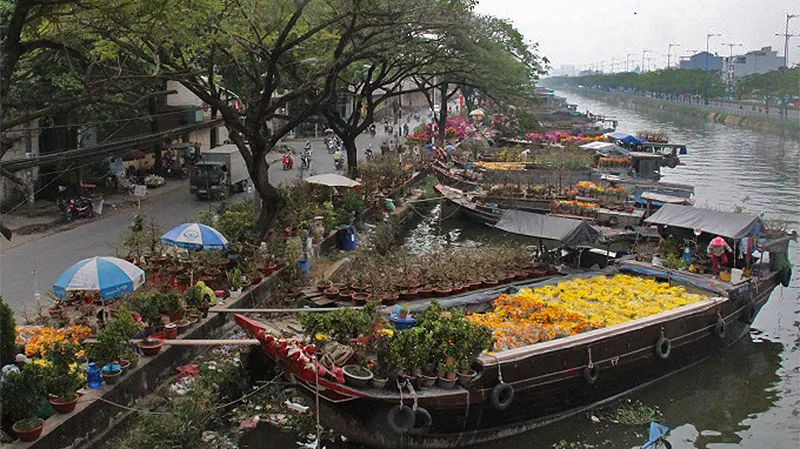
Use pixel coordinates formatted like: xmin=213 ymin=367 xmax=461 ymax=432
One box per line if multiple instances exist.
xmin=707 ymin=236 xmax=732 ymax=278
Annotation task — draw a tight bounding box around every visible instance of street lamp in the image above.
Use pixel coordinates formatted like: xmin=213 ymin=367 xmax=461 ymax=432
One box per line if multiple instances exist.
xmin=779 ymin=14 xmax=799 ymax=67
xmin=704 ymin=33 xmax=722 ymax=102
xmin=641 ymin=49 xmax=649 ymax=73
xmin=775 ymin=32 xmax=798 ymax=67
xmin=667 ymin=43 xmax=680 ymax=68
xmin=721 ymin=43 xmax=743 ymax=99
xmin=626 ymin=53 xmax=636 ymax=72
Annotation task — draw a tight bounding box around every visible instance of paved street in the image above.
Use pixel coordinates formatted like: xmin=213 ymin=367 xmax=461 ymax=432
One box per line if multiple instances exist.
xmin=0 ymin=123 xmax=416 ymax=313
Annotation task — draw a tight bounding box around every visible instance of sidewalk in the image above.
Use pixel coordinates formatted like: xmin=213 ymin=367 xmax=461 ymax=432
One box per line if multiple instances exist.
xmin=0 ymin=179 xmax=189 ymax=249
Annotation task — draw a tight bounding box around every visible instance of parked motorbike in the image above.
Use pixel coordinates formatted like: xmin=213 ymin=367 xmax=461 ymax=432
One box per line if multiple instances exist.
xmin=282 ymin=154 xmax=294 ymax=170
xmin=58 ymin=196 xmax=94 ymax=221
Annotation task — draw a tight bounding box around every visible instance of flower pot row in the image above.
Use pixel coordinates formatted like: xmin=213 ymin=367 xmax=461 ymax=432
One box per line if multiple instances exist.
xmin=366 ymin=369 xmax=477 ymax=391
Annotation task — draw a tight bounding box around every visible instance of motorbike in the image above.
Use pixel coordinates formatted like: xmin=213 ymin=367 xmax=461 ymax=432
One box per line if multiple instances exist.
xmin=282 ymin=154 xmax=294 ymax=170
xmin=58 ymin=196 xmax=94 ymax=221
xmin=301 ymin=153 xmax=312 ymax=170
xmin=334 ymin=158 xmax=344 ymax=170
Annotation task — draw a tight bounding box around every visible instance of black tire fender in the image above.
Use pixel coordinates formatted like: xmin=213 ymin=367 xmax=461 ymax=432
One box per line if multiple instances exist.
xmin=408 ymin=407 xmax=433 ymax=435
xmin=742 ymin=304 xmax=757 ymax=324
xmin=713 ymin=317 xmax=727 ymax=339
xmin=655 ymin=335 xmax=671 ymax=360
xmin=779 ymin=266 xmax=792 ymax=287
xmin=387 ymin=405 xmax=415 ymax=434
xmin=491 ymin=383 xmax=515 ymax=411
xmin=583 ymin=364 xmax=600 ymax=384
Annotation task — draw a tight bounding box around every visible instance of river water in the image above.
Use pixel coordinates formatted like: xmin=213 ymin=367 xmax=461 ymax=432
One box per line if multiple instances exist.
xmin=401 ymin=91 xmax=800 ymax=449
xmin=246 ymin=92 xmax=800 ymax=449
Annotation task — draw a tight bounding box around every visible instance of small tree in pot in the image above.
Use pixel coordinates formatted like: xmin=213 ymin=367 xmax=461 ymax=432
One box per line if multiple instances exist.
xmin=43 ymin=341 xmax=85 ymax=413
xmin=1 ymin=364 xmax=46 ymax=441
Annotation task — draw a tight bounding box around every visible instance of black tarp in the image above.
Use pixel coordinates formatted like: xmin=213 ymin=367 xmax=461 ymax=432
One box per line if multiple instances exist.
xmin=494 ymin=210 xmax=602 ymax=246
xmin=644 ymin=204 xmax=762 ymax=239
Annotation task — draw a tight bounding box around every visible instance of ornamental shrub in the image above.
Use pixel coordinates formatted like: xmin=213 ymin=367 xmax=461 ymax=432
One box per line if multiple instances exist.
xmin=0 ymin=297 xmax=16 ymax=366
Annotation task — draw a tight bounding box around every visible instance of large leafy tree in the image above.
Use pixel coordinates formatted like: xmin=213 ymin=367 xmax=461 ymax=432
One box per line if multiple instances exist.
xmin=412 ymin=14 xmax=548 ymax=146
xmin=90 ymin=0 xmax=464 ymax=233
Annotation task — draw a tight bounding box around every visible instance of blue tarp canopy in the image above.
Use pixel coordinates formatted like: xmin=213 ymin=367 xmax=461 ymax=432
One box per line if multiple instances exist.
xmin=608 ymin=132 xmax=646 ymax=144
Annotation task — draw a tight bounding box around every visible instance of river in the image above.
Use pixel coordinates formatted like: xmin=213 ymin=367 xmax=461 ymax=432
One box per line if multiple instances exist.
xmin=402 ymin=90 xmax=800 ymax=449
xmin=245 ymin=92 xmax=800 ymax=449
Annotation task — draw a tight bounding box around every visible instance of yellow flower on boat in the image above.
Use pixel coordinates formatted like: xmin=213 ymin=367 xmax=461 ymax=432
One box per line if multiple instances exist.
xmin=467 ymin=275 xmax=706 ymax=351
xmin=314 ymin=333 xmax=329 ymax=341
xmin=378 ymin=328 xmax=394 ymax=338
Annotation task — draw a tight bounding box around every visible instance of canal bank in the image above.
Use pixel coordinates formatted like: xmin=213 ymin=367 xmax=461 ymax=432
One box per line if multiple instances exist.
xmin=562 ymin=87 xmax=800 ymax=140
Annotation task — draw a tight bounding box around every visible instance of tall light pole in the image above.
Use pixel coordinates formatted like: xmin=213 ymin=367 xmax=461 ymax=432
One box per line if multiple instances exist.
xmin=641 ymin=49 xmax=649 ymax=73
xmin=780 ymin=14 xmax=799 ymax=67
xmin=626 ymin=53 xmax=636 ymax=72
xmin=721 ymin=43 xmax=742 ymax=99
xmin=704 ymin=33 xmax=722 ymax=103
xmin=667 ymin=43 xmax=680 ymax=68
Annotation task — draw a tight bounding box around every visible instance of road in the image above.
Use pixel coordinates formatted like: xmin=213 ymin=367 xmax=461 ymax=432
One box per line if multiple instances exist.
xmin=0 ymin=124 xmax=414 ymax=313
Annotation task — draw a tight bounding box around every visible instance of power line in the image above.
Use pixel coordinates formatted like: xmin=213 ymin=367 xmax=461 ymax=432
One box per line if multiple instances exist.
xmin=2 ymin=108 xmax=202 ymax=133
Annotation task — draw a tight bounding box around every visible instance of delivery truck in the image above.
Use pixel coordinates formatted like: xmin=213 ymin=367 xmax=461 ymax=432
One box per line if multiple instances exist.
xmin=189 ymin=144 xmax=250 ymax=199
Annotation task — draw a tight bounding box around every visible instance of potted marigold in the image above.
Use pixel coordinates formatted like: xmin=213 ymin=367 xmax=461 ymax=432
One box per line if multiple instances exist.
xmin=43 ymin=341 xmax=85 ymax=413
xmin=2 ymin=364 xmax=46 ymax=441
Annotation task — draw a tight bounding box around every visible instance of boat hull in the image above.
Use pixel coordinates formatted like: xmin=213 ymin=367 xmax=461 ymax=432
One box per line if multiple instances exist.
xmin=236 ymin=270 xmax=781 ymax=449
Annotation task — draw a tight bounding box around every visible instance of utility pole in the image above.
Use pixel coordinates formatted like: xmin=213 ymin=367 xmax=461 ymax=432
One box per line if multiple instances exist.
xmin=641 ymin=50 xmax=649 ymax=73
xmin=779 ymin=14 xmax=799 ymax=67
xmin=721 ymin=43 xmax=743 ymax=98
xmin=626 ymin=53 xmax=635 ymax=72
xmin=667 ymin=43 xmax=680 ymax=68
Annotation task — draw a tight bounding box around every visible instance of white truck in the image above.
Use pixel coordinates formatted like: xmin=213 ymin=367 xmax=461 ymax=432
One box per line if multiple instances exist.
xmin=189 ymin=144 xmax=250 ymax=199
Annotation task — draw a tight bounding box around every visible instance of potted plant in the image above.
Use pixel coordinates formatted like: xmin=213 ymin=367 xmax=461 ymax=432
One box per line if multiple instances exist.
xmin=2 ymin=364 xmax=46 ymax=441
xmin=437 ymin=360 xmax=458 ymax=389
xmin=43 ymin=341 xmax=84 ymax=413
xmin=227 ymin=268 xmax=243 ymax=298
xmin=342 ymin=364 xmax=373 ymax=388
xmin=158 ymin=292 xmax=186 ymax=322
xmin=138 ymin=337 xmax=163 ymax=357
xmin=122 ymin=350 xmax=140 ymax=369
xmin=457 ymin=361 xmax=477 ymax=388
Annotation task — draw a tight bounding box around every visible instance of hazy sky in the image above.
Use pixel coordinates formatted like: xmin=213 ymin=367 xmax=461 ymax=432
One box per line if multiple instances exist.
xmin=475 ymin=0 xmax=799 ymax=74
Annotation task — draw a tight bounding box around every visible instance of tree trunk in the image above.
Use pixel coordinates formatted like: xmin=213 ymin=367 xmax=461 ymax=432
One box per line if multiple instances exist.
xmin=149 ymin=98 xmax=162 ymax=172
xmin=344 ymin=134 xmax=358 ymax=177
xmin=251 ymin=153 xmax=284 ymax=236
xmin=435 ymin=84 xmax=448 ymax=147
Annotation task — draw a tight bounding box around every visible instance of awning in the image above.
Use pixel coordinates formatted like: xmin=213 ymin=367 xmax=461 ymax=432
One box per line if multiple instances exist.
xmin=607 ymin=132 xmax=645 ymax=144
xmin=303 ymin=174 xmax=360 ymax=188
xmin=644 ymin=204 xmax=762 ymax=239
xmin=640 ymin=191 xmax=694 ymax=205
xmin=494 ymin=210 xmax=603 ymax=246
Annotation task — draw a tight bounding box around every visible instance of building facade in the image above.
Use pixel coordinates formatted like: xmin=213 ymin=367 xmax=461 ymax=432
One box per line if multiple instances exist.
xmin=723 ymin=46 xmax=783 ymax=82
xmin=679 ymin=51 xmax=723 ymax=71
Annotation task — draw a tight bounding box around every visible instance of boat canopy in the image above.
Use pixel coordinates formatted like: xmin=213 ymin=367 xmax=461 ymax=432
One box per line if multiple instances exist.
xmin=303 ymin=174 xmax=361 ymax=188
xmin=644 ymin=204 xmax=762 ymax=239
xmin=607 ymin=132 xmax=646 ymax=144
xmin=579 ymin=141 xmax=630 ymax=156
xmin=494 ymin=210 xmax=603 ymax=246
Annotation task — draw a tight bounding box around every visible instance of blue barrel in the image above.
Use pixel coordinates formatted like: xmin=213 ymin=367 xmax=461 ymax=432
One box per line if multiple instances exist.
xmin=342 ymin=226 xmax=357 ymax=251
xmin=389 ymin=313 xmax=416 ymax=330
xmin=297 ymin=260 xmax=310 ymax=279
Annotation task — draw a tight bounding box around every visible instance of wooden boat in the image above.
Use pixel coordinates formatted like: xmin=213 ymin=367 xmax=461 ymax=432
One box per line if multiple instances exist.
xmin=435 ymin=183 xmax=500 ymax=226
xmin=235 ymin=256 xmax=789 ymax=449
xmin=432 ymin=162 xmax=478 ymax=192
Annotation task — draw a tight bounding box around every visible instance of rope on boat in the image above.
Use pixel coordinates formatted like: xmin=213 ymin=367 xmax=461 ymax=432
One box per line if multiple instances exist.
xmin=406 ymin=379 xmax=419 ymax=411
xmin=488 ymin=353 xmax=505 ymax=383
xmin=80 ymin=372 xmax=283 ymax=415
xmin=587 ymin=347 xmax=594 ymax=369
xmin=315 ymin=362 xmax=322 ymax=449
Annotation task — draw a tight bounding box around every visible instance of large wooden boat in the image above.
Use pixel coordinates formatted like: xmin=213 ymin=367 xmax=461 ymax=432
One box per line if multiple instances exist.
xmin=236 ymin=256 xmax=790 ymax=449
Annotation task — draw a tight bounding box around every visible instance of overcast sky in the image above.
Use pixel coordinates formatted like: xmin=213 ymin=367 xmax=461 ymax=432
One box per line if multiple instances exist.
xmin=475 ymin=0 xmax=799 ymax=74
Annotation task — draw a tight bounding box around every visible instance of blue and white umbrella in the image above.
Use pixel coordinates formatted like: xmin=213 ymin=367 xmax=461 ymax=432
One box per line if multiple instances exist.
xmin=160 ymin=223 xmax=229 ymax=251
xmin=53 ymin=257 xmax=146 ymax=301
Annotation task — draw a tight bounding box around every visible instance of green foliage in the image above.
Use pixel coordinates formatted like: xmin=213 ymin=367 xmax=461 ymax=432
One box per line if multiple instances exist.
xmin=554 ymin=68 xmax=727 ymax=98
xmin=736 ymin=67 xmax=800 ymax=102
xmin=88 ymin=312 xmax=142 ymax=366
xmin=122 ymin=215 xmax=163 ymax=259
xmin=0 ymin=297 xmax=16 ymax=366
xmin=298 ymin=301 xmax=380 ymax=344
xmin=1 ymin=364 xmax=46 ymax=424
xmin=605 ymin=399 xmax=662 ymax=425
xmin=196 ymin=201 xmax=255 ymax=245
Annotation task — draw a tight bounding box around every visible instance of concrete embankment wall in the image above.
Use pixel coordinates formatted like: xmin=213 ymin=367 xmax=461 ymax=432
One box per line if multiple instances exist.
xmin=567 ymin=88 xmax=800 ymax=140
